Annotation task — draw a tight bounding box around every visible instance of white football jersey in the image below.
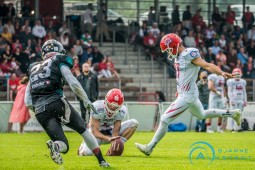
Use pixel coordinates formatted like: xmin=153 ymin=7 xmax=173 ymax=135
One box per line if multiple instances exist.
xmin=227 ymin=78 xmax=247 ymax=101
xmin=175 ymin=48 xmax=201 ymax=95
xmin=91 ymin=100 xmax=127 ymax=131
xmin=208 ymin=73 xmax=225 ymax=100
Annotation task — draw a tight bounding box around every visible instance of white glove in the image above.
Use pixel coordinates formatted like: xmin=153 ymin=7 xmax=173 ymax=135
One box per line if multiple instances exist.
xmin=216 ymin=91 xmax=221 ymax=96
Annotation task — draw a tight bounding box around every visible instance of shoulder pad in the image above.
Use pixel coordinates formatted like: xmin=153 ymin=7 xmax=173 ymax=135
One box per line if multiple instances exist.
xmin=57 ymin=55 xmax=73 ymax=69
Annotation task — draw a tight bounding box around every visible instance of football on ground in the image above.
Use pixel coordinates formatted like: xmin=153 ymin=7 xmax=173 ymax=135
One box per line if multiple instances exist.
xmin=107 ymin=137 xmax=124 ymax=156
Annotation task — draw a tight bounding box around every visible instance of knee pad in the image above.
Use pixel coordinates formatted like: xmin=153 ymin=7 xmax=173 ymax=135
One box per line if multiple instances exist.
xmin=130 ymin=119 xmax=139 ymax=128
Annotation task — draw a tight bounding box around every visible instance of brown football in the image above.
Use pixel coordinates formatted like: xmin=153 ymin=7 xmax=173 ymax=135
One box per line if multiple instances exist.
xmin=106 ymin=138 xmax=124 ymax=156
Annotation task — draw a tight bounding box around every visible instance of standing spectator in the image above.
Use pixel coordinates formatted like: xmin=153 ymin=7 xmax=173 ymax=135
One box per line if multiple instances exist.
xmin=98 ymin=56 xmax=112 ymax=78
xmin=237 ymin=47 xmax=248 ymax=65
xmin=77 ymin=62 xmax=98 ymax=122
xmin=7 ymin=3 xmax=15 ymax=19
xmin=196 ymin=71 xmax=209 ymax=132
xmin=8 ymin=76 xmax=30 ymax=133
xmin=242 ymin=6 xmax=254 ymax=31
xmin=148 ymin=6 xmax=156 ymax=26
xmin=81 ymin=3 xmax=93 ymax=35
xmin=20 ymin=1 xmax=31 ymax=18
xmin=184 ymin=30 xmax=196 ymax=47
xmin=172 ymin=5 xmax=180 ymax=26
xmin=96 ymin=3 xmax=111 ymax=41
xmin=225 ymin=6 xmax=236 ymax=33
xmin=212 ymin=7 xmax=221 ymax=33
xmin=0 ymin=0 xmax=8 ymax=23
xmin=32 ymin=20 xmax=46 ymax=39
xmin=191 ymin=9 xmax=201 ymax=29
xmin=9 ymin=72 xmax=20 ymax=101
xmin=182 ymin=5 xmax=192 ymax=30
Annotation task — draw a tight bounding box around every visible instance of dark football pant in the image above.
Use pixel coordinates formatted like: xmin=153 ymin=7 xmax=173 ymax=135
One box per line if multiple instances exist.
xmin=36 ymin=99 xmax=87 ymax=153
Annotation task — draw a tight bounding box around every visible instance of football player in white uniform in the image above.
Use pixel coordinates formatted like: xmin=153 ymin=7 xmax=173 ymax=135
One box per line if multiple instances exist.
xmin=207 ymin=73 xmax=226 ymax=133
xmin=78 ymin=88 xmax=139 ymax=156
xmin=227 ymin=68 xmax=247 ymax=132
xmin=135 ymin=33 xmax=241 ymax=156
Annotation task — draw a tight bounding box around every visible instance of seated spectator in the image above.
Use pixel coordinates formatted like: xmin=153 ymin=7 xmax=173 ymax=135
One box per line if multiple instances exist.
xmin=246 ymin=40 xmax=255 ymax=58
xmin=59 ymin=31 xmax=70 ymax=50
xmin=247 ymin=25 xmax=255 ymax=41
xmin=184 ymin=30 xmax=196 ymax=47
xmin=44 ymin=31 xmax=55 ymax=42
xmin=149 ymin=22 xmax=160 ymax=39
xmin=216 ymin=50 xmax=227 ymax=66
xmin=205 ymin=25 xmax=216 ymax=47
xmin=132 ymin=22 xmax=148 ymax=50
xmin=106 ymin=56 xmax=119 ymax=79
xmin=45 ymin=20 xmax=57 ymax=34
xmin=14 ymin=21 xmax=21 ymax=37
xmin=58 ymin=21 xmax=70 ymax=37
xmin=12 ymin=38 xmax=22 ymax=53
xmin=211 ymin=40 xmax=221 ymax=56
xmin=81 ymin=31 xmax=92 ymax=48
xmin=9 ymin=72 xmax=20 ymax=101
xmin=236 ymin=59 xmax=244 ymax=71
xmin=16 ymin=47 xmax=30 ymax=74
xmin=24 ymin=38 xmax=35 ymax=53
xmin=35 ymin=38 xmax=42 ymax=60
xmin=98 ymin=56 xmax=112 ymax=78
xmin=1 ymin=44 xmax=12 ymax=61
xmin=143 ymin=31 xmax=157 ymax=60
xmin=92 ymin=46 xmax=104 ymax=65
xmin=80 ymin=46 xmax=93 ymax=66
xmin=18 ymin=26 xmax=34 ymax=47
xmin=0 ymin=35 xmax=7 ymax=54
xmin=219 ymin=34 xmax=226 ymax=50
xmin=71 ymin=56 xmax=81 ymax=77
xmin=243 ymin=58 xmax=255 ymax=78
xmin=237 ymin=47 xmax=248 ymax=65
xmin=1 ymin=26 xmax=12 ymax=44
xmin=0 ymin=20 xmax=3 ymax=34
xmin=206 ymin=48 xmax=216 ymax=63
xmin=73 ymin=39 xmax=83 ymax=58
xmin=195 ymin=32 xmax=205 ymax=47
xmin=32 ymin=20 xmax=46 ymax=39
xmin=10 ymin=57 xmax=22 ymax=76
xmin=0 ymin=58 xmax=12 ymax=76
xmin=227 ymin=48 xmax=238 ymax=69
xmin=21 ymin=19 xmax=31 ymax=33
xmin=4 ymin=19 xmax=15 ymax=35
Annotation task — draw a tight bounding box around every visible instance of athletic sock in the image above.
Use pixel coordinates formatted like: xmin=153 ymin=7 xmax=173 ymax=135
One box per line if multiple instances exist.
xmin=147 ymin=121 xmax=168 ymax=150
xmin=92 ymin=147 xmax=105 ymax=164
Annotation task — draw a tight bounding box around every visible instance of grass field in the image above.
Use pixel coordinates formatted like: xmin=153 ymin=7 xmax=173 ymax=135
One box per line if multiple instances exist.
xmin=0 ymin=131 xmax=254 ymax=170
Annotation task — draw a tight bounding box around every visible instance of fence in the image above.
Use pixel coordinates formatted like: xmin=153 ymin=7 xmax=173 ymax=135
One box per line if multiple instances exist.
xmin=1 ymin=101 xmax=255 ymax=133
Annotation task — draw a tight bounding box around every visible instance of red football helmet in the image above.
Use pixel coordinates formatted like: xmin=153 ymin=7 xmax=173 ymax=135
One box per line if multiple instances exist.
xmin=160 ymin=33 xmax=182 ymax=60
xmin=105 ymin=88 xmax=124 ymax=117
xmin=232 ymin=68 xmax=242 ymax=79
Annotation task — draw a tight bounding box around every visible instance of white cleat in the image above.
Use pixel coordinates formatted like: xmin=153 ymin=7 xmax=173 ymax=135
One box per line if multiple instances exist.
xmin=232 ymin=109 xmax=241 ymax=126
xmin=217 ymin=129 xmax=224 ymax=133
xmin=99 ymin=161 xmax=110 ymax=167
xmin=206 ymin=129 xmax=214 ymax=134
xmin=135 ymin=143 xmax=152 ymax=156
xmin=47 ymin=140 xmax=63 ymax=165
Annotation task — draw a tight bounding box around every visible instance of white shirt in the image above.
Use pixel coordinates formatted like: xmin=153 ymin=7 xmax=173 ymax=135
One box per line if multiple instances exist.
xmin=175 ymin=48 xmax=200 ymax=95
xmin=32 ymin=25 xmax=46 ymax=38
xmin=91 ymin=100 xmax=127 ymax=131
xmin=227 ymin=78 xmax=247 ymax=102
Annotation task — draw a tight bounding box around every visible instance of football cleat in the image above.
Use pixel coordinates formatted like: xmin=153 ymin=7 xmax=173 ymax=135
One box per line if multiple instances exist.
xmin=232 ymin=109 xmax=241 ymax=126
xmin=99 ymin=161 xmax=110 ymax=167
xmin=217 ymin=129 xmax=224 ymax=133
xmin=135 ymin=143 xmax=152 ymax=156
xmin=206 ymin=129 xmax=214 ymax=133
xmin=47 ymin=140 xmax=63 ymax=165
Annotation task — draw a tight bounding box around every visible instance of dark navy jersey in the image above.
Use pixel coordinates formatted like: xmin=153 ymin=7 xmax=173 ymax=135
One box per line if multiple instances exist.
xmin=28 ymin=54 xmax=73 ymax=113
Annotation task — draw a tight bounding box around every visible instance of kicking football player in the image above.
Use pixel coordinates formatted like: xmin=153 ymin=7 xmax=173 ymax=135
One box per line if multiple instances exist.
xmin=24 ymin=39 xmax=110 ymax=167
xmin=135 ymin=33 xmax=241 ymax=156
xmin=78 ymin=88 xmax=138 ymax=156
xmin=206 ymin=73 xmax=226 ymax=133
xmin=227 ymin=68 xmax=247 ymax=132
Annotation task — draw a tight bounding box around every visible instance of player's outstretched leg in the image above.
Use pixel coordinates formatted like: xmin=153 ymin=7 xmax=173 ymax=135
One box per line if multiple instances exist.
xmin=47 ymin=140 xmax=63 ymax=165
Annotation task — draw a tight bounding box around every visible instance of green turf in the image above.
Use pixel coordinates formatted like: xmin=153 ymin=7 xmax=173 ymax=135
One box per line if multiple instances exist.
xmin=0 ymin=131 xmax=254 ymax=170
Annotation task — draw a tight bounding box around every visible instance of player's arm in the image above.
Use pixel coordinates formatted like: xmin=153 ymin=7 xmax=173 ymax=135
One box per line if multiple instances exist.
xmin=243 ymin=80 xmax=247 ymax=105
xmin=192 ymin=57 xmax=234 ymax=78
xmin=24 ymin=81 xmax=33 ymax=109
xmin=112 ymin=120 xmax=121 ymax=137
xmin=90 ymin=116 xmax=111 ymax=142
xmin=60 ymin=65 xmax=92 ymax=107
xmin=208 ymin=80 xmax=219 ymax=95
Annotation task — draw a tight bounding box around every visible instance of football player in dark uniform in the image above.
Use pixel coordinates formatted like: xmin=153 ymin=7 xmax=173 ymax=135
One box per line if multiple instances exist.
xmin=24 ymin=39 xmax=109 ymax=167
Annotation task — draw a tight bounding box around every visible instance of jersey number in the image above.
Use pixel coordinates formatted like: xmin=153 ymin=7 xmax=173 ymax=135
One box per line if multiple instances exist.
xmin=30 ymin=59 xmax=52 ymax=82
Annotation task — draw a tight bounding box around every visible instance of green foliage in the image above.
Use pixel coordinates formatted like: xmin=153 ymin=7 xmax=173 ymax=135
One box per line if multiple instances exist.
xmin=0 ymin=132 xmax=254 ymax=169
